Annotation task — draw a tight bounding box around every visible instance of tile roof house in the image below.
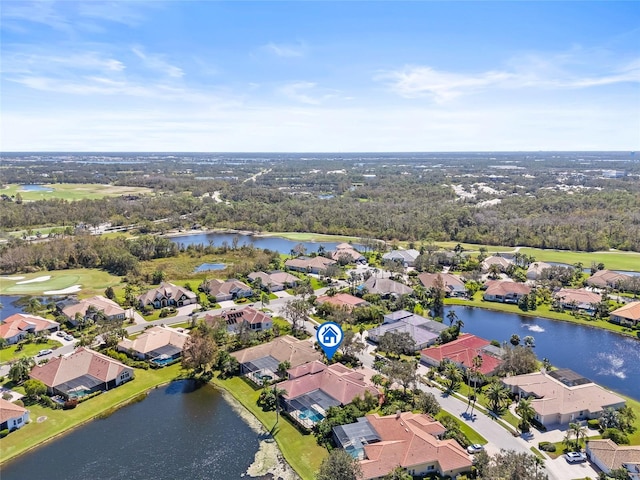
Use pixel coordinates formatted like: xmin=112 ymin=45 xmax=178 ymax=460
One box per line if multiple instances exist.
xmin=59 ymin=295 xmax=126 ymax=325
xmin=0 ymin=314 xmax=60 ymax=345
xmin=316 ymin=293 xmax=368 ymax=311
xmin=420 ymin=334 xmax=504 ymax=376
xmin=0 ymin=398 xmax=29 ymax=432
xmin=418 ymin=273 xmax=466 ymax=298
xmin=279 ymin=362 xmax=382 ymax=429
xmin=331 ymin=243 xmax=366 ymax=264
xmin=204 ymin=306 xmax=272 ymax=333
xmin=554 ymin=288 xmax=602 ymax=314
xmin=586 ymin=270 xmax=633 ymax=289
xmin=231 ymin=335 xmax=322 ymax=384
xmin=586 ymin=439 xmax=640 ymax=480
xmin=334 ymin=412 xmax=472 ymax=479
xmin=382 ymin=249 xmax=420 ymax=267
xmin=526 ymin=262 xmax=553 ymax=280
xmin=285 ymin=256 xmax=337 ymax=274
xmin=117 ymin=325 xmax=189 ymax=362
xmin=368 ymin=310 xmax=446 ymax=350
xmin=268 ymin=271 xmax=299 ymax=287
xmin=30 ymin=347 xmax=134 ymax=399
xmin=138 ymin=282 xmax=197 ymax=309
xmin=481 ymin=255 xmax=513 ymax=272
xmin=361 ymin=277 xmax=414 ymax=297
xmin=502 ymin=369 xmax=626 ymax=427
xmin=610 ymin=301 xmax=640 ymax=326
xmin=483 ymin=280 xmax=531 ymax=303
xmin=200 ymin=278 xmax=253 ymax=302
xmin=248 ymin=271 xmax=300 ymax=291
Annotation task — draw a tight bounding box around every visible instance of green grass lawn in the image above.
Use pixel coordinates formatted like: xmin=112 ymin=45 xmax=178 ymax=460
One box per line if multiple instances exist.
xmin=445 ymin=295 xmax=639 ymax=339
xmin=0 ymin=268 xmax=121 ymax=296
xmin=0 ymin=183 xmax=153 ymax=202
xmin=436 ymin=411 xmax=487 ymax=445
xmin=212 ymin=375 xmax=327 ymax=480
xmin=0 ymin=340 xmax=63 ymax=364
xmin=0 ymin=363 xmax=184 ymax=464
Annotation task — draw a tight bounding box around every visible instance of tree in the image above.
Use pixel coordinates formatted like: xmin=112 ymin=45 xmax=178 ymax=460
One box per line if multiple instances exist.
xmin=467 ymin=354 xmax=483 ymax=415
xmin=104 ymin=286 xmax=116 ymax=300
xmin=497 ymin=345 xmax=539 ymax=377
xmin=443 ymin=361 xmax=463 ymax=392
xmin=217 ymin=350 xmax=240 ymax=378
xmin=277 ymin=360 xmax=291 ymax=378
xmin=482 ymin=449 xmax=548 ymax=480
xmin=377 ymin=331 xmax=416 ymax=357
xmin=383 ymin=467 xmax=412 ymax=480
xmin=430 ymin=274 xmax=446 ymax=317
xmin=260 ymin=291 xmax=270 ymax=308
xmin=383 ymin=359 xmax=418 ymax=395
xmin=316 ymin=448 xmax=362 ymax=480
xmin=601 ymin=468 xmax=634 ymax=480
xmin=446 ymin=310 xmax=458 ymax=326
xmin=523 ymin=335 xmax=535 ymax=348
xmin=23 ymin=379 xmax=47 ymax=401
xmin=414 ymin=390 xmax=440 ymax=416
xmin=340 ymin=330 xmax=366 ymax=359
xmin=282 ymin=298 xmax=311 ymax=335
xmin=510 ymin=334 xmax=521 ymax=346
xmin=182 ymin=328 xmax=217 ymax=377
xmin=515 ymin=397 xmax=536 ymax=433
xmin=9 ymin=357 xmax=35 ymax=383
xmin=485 ymin=379 xmax=511 ymax=413
xmin=569 ymin=421 xmax=587 ymax=449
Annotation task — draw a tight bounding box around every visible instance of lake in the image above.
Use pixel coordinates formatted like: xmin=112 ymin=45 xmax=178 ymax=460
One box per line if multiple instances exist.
xmin=0 ymin=295 xmax=29 ymax=320
xmin=20 ymin=184 xmax=53 ymax=192
xmin=445 ymin=305 xmax=640 ymax=400
xmin=194 ymin=263 xmax=227 ymax=272
xmin=171 ymin=232 xmax=364 ymax=255
xmin=2 ymin=381 xmax=264 ymax=480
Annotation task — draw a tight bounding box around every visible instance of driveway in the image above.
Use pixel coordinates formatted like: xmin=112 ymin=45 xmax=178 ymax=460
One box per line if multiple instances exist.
xmin=547 ymin=455 xmax=600 ymax=479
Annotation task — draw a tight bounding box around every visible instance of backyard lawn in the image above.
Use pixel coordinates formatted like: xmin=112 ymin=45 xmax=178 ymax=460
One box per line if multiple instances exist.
xmin=0 ymin=363 xmax=184 ymax=464
xmin=212 ymin=375 xmax=327 ymax=480
xmin=0 ymin=339 xmax=63 ymax=364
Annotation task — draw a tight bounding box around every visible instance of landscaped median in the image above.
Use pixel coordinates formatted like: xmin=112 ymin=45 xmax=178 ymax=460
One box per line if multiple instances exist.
xmin=211 ymin=375 xmax=327 ymax=480
xmin=0 ymin=363 xmax=184 ymax=465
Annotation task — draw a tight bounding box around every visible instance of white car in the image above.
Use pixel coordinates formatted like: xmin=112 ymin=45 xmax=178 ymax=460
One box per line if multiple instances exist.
xmin=37 ymin=349 xmax=53 ymax=356
xmin=565 ymin=452 xmax=587 ymax=463
xmin=467 ymin=444 xmax=484 ymax=454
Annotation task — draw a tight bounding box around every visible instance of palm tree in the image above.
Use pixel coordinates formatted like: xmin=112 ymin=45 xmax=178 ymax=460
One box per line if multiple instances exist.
xmin=468 ymin=355 xmax=484 ymax=415
xmin=510 ymin=334 xmax=521 ymax=346
xmin=260 ymin=291 xmax=270 ymax=308
xmin=523 ymin=335 xmax=535 ymax=348
xmin=485 ymin=380 xmax=510 ymax=414
xmin=569 ymin=422 xmax=588 ymax=449
xmin=515 ymin=397 xmax=536 ymax=433
xmin=9 ymin=356 xmax=36 ymax=383
xmin=443 ymin=362 xmax=463 ymax=392
xmin=446 ymin=310 xmax=458 ymax=326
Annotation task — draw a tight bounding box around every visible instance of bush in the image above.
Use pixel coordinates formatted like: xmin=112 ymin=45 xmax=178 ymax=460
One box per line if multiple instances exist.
xmin=587 ymin=419 xmax=600 ymax=429
xmin=603 ymin=428 xmax=630 ymax=445
xmin=2 ymin=392 xmax=12 ymax=400
xmin=0 ymin=429 xmax=9 ymax=438
xmin=63 ymin=398 xmax=79 ymax=410
xmin=14 ymin=399 xmax=24 ymax=407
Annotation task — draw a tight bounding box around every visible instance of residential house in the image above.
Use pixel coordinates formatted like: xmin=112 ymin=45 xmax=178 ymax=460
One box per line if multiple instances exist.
xmin=247 ymin=271 xmax=300 ymax=291
xmin=502 ymin=369 xmax=626 ymax=427
xmin=0 ymin=398 xmax=29 ymax=432
xmin=382 ymin=249 xmax=420 ymax=268
xmin=279 ymin=362 xmax=381 ymax=429
xmin=361 ymin=277 xmax=414 ymax=297
xmin=526 ymin=262 xmax=552 ymax=280
xmin=316 ymin=293 xmax=368 ymax=311
xmin=30 ymin=347 xmax=134 ymax=399
xmin=586 ymin=439 xmax=640 ymax=480
xmin=204 ymin=306 xmax=272 ymax=333
xmin=200 ymin=279 xmax=253 ymax=302
xmin=483 ymin=280 xmax=531 ymax=303
xmin=418 ymin=273 xmax=466 ymax=298
xmin=586 ymin=270 xmax=633 ymax=289
xmin=138 ymin=282 xmax=197 ymax=310
xmin=368 ymin=310 xmax=446 ymax=350
xmin=554 ymin=288 xmax=602 ymax=314
xmin=117 ymin=326 xmax=189 ymax=364
xmin=333 ymin=412 xmax=472 ymax=479
xmin=0 ymin=314 xmax=59 ymax=345
xmin=420 ymin=334 xmax=504 ymax=376
xmin=59 ymin=295 xmax=126 ymax=325
xmin=268 ymin=271 xmax=299 ymax=287
xmin=331 ymin=243 xmax=366 ymax=264
xmin=248 ymin=271 xmax=284 ymax=291
xmin=285 ymin=256 xmax=337 ymax=275
xmin=610 ymin=301 xmax=640 ymax=327
xmin=231 ymin=335 xmax=322 ymax=384
xmin=481 ymin=255 xmax=513 ymax=272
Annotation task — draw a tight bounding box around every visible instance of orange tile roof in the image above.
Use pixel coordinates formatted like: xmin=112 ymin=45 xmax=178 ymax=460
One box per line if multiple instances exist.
xmin=316 ymin=293 xmax=367 ymax=309
xmin=420 ymin=334 xmax=502 ymax=375
xmin=611 ymin=301 xmax=640 ymax=321
xmin=230 ymin=335 xmax=322 ymax=366
xmin=0 ymin=398 xmax=27 ymax=424
xmin=554 ymin=288 xmax=602 ymax=305
xmin=484 ymin=280 xmax=531 ymax=297
xmin=61 ymin=295 xmax=125 ymax=319
xmin=0 ymin=314 xmax=59 ymax=341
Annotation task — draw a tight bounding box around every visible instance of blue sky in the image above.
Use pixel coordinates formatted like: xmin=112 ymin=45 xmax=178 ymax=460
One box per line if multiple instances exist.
xmin=1 ymin=1 xmax=638 ymax=151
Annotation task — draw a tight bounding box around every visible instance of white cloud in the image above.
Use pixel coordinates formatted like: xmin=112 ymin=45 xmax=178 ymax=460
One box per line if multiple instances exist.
xmin=262 ymin=42 xmax=306 ymax=58
xmin=279 ymin=81 xmax=322 ymax=104
xmin=131 ymin=46 xmax=184 ymax=78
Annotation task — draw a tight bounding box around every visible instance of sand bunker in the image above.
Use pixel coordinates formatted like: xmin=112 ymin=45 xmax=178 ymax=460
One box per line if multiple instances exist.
xmin=0 ymin=276 xmax=25 ymax=280
xmin=44 ymin=285 xmax=82 ymax=295
xmin=16 ymin=275 xmax=51 ymax=284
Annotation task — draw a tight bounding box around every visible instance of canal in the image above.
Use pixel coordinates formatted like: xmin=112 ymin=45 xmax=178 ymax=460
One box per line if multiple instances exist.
xmin=445 ymin=305 xmax=640 ymax=400
xmin=2 ymin=381 xmax=263 ymax=480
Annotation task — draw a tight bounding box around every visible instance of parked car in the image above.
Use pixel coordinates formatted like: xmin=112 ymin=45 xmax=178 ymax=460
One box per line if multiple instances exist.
xmin=56 ymin=331 xmax=66 ymax=337
xmin=467 ymin=444 xmax=485 ymax=454
xmin=565 ymin=452 xmax=587 ymax=463
xmin=37 ymin=349 xmax=53 ymax=356
xmin=64 ymin=335 xmax=74 ymax=341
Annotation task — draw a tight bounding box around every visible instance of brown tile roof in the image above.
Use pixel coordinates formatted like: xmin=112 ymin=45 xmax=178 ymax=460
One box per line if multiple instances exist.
xmin=61 ymin=295 xmax=125 ymax=319
xmin=331 ymin=246 xmax=364 ymax=262
xmin=279 ymin=362 xmax=381 ymax=405
xmin=554 ymin=288 xmax=602 ymax=306
xmin=611 ymin=301 xmax=640 ymax=321
xmin=202 ymin=278 xmax=251 ymax=297
xmin=287 ymin=360 xmax=328 ymax=378
xmin=482 ymin=256 xmax=512 ymax=270
xmin=285 ymin=256 xmax=336 ymax=271
xmin=484 ymin=280 xmax=531 ymax=297
xmin=502 ymin=372 xmax=625 ymax=417
xmin=268 ymin=271 xmax=299 ymax=285
xmin=418 ymin=273 xmax=465 ymax=290
xmin=30 ymin=347 xmax=132 ymax=388
xmin=586 ymin=270 xmax=633 ymax=288
xmin=316 ymin=293 xmax=367 ymax=309
xmin=363 ymin=277 xmax=414 ymax=296
xmin=587 ymin=439 xmax=640 ymax=471
xmin=205 ymin=306 xmax=271 ymax=328
xmin=118 ymin=326 xmax=189 ymax=355
xmin=0 ymin=398 xmax=27 ymax=424
xmin=0 ymin=314 xmax=59 ymax=341
xmin=138 ymin=282 xmax=197 ymax=305
xmin=231 ymin=335 xmax=322 ymax=367
xmin=360 ymin=412 xmax=471 ymax=479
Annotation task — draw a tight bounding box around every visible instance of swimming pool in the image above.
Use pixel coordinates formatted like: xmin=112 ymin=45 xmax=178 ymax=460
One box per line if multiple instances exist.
xmin=298 ymin=408 xmax=324 ymax=423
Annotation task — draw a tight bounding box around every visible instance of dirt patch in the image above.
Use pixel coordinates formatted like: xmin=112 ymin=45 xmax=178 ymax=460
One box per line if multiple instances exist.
xmin=36 ymin=416 xmax=47 ymax=423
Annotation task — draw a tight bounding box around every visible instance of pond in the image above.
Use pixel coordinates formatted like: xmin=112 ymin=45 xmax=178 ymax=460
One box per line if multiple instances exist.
xmin=0 ymin=295 xmax=28 ymax=320
xmin=2 ymin=381 xmax=263 ymax=480
xmin=20 ymin=184 xmax=53 ymax=192
xmin=194 ymin=263 xmax=227 ymax=272
xmin=171 ymin=232 xmax=364 ymax=255
xmin=445 ymin=305 xmax=640 ymax=400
